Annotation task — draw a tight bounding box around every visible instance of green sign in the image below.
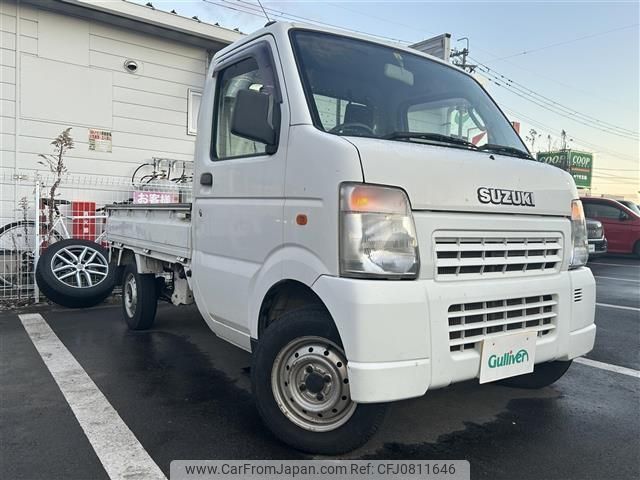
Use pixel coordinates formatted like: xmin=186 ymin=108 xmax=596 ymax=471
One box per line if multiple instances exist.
xmin=536 ymin=150 xmax=593 ymax=188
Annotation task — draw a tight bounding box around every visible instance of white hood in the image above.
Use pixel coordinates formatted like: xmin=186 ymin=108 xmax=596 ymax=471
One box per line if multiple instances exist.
xmin=347 ymin=137 xmax=577 ymax=217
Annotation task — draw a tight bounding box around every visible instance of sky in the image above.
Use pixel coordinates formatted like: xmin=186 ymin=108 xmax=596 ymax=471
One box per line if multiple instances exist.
xmin=132 ymin=0 xmax=639 ymax=201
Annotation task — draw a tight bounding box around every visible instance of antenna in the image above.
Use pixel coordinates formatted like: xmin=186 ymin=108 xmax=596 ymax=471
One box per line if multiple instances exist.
xmin=256 ymin=0 xmax=271 ymax=22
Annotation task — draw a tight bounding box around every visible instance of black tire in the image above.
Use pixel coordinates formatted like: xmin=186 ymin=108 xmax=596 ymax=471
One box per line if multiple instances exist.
xmin=251 ymin=306 xmax=387 ymax=455
xmin=121 ymin=263 xmax=157 ymax=330
xmin=634 ymin=241 xmax=640 ymax=259
xmin=35 ymin=239 xmax=115 ymax=308
xmin=497 ymin=360 xmax=572 ymax=389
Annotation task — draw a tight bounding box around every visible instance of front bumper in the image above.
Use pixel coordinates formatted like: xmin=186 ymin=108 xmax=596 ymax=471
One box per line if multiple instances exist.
xmin=588 ymin=237 xmax=608 ymax=257
xmin=313 ymin=268 xmax=596 ymax=403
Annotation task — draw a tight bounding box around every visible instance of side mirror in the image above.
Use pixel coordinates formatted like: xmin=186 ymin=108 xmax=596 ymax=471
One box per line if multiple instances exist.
xmin=231 ymin=89 xmax=277 ymax=148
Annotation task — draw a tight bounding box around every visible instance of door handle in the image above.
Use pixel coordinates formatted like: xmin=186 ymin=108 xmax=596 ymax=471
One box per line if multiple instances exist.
xmin=200 ymin=172 xmax=213 ymax=186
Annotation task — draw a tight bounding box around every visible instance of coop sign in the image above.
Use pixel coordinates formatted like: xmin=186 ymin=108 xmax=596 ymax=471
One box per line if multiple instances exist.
xmin=536 ymin=150 xmax=593 ymax=189
xmin=88 ymin=129 xmax=112 ymax=153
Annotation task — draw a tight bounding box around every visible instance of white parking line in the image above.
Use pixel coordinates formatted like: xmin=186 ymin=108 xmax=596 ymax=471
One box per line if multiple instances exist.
xmin=575 ymin=357 xmax=640 ymax=379
xmin=596 ymin=302 xmax=640 ymax=312
xmin=594 ymin=275 xmax=640 ymax=283
xmin=18 ymin=313 xmax=167 ymax=480
xmin=590 ymin=262 xmax=639 ymax=268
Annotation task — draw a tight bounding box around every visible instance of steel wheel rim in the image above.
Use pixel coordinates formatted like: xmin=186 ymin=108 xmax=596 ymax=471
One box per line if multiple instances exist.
xmin=50 ymin=245 xmax=109 ymax=289
xmin=124 ymin=273 xmax=137 ymax=318
xmin=271 ymin=336 xmax=357 ymax=432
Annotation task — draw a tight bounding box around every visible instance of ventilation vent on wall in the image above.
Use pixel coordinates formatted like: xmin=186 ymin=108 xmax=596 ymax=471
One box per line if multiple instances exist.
xmin=123 ymin=60 xmax=139 ymax=73
xmin=573 ymin=288 xmax=583 ymax=303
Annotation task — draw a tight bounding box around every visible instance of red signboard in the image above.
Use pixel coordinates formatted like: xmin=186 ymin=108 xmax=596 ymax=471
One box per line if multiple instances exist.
xmin=72 ymin=201 xmax=97 ymax=241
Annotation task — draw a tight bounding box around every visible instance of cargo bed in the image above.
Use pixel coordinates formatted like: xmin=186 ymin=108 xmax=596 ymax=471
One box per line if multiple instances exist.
xmin=106 ymin=203 xmax=192 ymax=264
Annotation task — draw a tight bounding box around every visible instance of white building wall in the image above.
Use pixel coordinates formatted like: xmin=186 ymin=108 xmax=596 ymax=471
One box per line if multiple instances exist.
xmin=0 ymin=0 xmax=213 ymax=223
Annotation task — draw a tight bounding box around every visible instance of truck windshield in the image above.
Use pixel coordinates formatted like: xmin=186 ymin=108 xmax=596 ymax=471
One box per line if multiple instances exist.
xmin=290 ymin=30 xmax=528 ymax=156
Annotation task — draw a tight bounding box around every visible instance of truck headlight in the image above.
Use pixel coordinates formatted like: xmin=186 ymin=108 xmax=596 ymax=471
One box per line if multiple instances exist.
xmin=570 ymin=199 xmax=589 ymax=269
xmin=340 ymin=183 xmax=419 ymax=279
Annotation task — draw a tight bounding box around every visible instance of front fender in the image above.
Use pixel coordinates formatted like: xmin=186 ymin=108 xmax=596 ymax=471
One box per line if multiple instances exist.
xmin=248 ymin=245 xmax=330 ymax=340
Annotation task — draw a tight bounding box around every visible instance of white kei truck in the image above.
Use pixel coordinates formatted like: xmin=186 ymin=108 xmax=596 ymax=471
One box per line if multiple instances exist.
xmin=106 ymin=22 xmax=596 ymax=454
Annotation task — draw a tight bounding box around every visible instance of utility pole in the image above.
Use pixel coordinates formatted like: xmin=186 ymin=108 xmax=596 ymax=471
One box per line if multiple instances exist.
xmin=450 ymin=37 xmax=476 ymax=73
xmin=525 ymin=128 xmax=540 ymax=153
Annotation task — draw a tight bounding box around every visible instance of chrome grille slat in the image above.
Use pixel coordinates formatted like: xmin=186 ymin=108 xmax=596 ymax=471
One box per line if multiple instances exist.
xmin=447 ymin=299 xmax=557 ymax=317
xmin=448 ymin=312 xmax=557 ymax=332
xmin=448 ymin=294 xmax=557 ymax=352
xmin=449 ymin=323 xmax=557 ymax=347
xmin=435 ymin=241 xmax=562 ymax=252
xmin=437 ymin=255 xmax=562 ymax=268
xmin=435 ymin=232 xmax=563 ymax=281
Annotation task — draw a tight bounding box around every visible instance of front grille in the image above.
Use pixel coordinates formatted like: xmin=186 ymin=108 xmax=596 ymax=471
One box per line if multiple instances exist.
xmin=435 ymin=234 xmax=563 ymax=280
xmin=574 ymin=288 xmax=583 ymax=302
xmin=448 ymin=294 xmax=557 ymax=352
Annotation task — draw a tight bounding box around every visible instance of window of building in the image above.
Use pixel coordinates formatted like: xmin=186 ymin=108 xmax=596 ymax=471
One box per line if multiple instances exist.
xmin=187 ymin=88 xmax=202 ymax=136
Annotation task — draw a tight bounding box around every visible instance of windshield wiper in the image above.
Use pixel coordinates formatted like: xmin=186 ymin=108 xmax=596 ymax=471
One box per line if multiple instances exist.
xmin=384 ymin=131 xmax=478 ymax=150
xmin=478 ymin=144 xmax=533 ymax=160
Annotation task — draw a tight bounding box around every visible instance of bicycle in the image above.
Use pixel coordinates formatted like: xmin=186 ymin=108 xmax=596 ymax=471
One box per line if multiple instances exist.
xmin=0 ymin=198 xmax=109 ymax=295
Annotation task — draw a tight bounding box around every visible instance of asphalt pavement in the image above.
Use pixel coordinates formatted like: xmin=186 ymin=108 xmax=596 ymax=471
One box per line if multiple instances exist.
xmin=1 ymin=257 xmax=638 ymax=480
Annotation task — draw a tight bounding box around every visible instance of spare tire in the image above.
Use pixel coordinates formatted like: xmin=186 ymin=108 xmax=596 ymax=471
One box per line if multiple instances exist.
xmin=36 ymin=239 xmax=116 ymax=308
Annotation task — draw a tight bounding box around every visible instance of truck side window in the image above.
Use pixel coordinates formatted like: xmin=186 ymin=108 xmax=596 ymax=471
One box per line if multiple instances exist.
xmin=408 ymin=100 xmax=488 ymax=146
xmin=313 ymin=94 xmax=346 ymax=131
xmin=213 ymin=51 xmax=276 ymax=160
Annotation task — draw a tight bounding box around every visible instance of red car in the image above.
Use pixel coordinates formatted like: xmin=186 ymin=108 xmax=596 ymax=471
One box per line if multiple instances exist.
xmin=581 ymin=197 xmax=640 ymax=257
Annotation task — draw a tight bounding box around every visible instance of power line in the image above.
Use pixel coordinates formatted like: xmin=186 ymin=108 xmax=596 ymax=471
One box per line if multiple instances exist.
xmin=460 ymin=40 xmax=631 ymax=109
xmin=235 ymin=0 xmax=412 ymax=42
xmin=327 ymin=2 xmax=438 ymax=39
xmin=486 ymin=72 xmax=638 ymax=140
xmin=482 ymin=23 xmax=639 ymax=63
xmin=473 ymin=59 xmax=639 ymax=139
xmin=200 ymin=0 xmax=638 ymax=166
xmin=202 ymin=0 xmax=412 ymax=43
xmin=208 ymin=0 xmax=638 ymax=140
xmin=501 ymin=106 xmax=638 ymax=163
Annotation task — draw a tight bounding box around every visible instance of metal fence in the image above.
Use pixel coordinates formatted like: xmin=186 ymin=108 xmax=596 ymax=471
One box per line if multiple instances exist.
xmin=0 ymin=159 xmax=192 ymax=305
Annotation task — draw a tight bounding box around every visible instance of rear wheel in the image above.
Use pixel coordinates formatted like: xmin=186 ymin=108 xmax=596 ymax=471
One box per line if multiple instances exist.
xmin=634 ymin=241 xmax=640 ymax=259
xmin=497 ymin=360 xmax=572 ymax=389
xmin=121 ymin=263 xmax=157 ymax=330
xmin=251 ymin=306 xmax=387 ymax=454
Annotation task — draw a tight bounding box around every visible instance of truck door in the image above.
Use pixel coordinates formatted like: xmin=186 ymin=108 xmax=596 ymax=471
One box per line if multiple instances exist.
xmin=191 ymin=38 xmax=287 ymax=348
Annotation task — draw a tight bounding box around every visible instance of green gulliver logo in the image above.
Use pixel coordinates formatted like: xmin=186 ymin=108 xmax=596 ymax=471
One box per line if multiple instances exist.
xmin=488 ymin=349 xmax=529 ymax=368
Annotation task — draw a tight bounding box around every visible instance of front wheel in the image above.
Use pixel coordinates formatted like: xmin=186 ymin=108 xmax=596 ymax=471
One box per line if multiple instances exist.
xmin=497 ymin=360 xmax=573 ymax=389
xmin=251 ymin=306 xmax=387 ymax=455
xmin=121 ymin=264 xmax=157 ymax=330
